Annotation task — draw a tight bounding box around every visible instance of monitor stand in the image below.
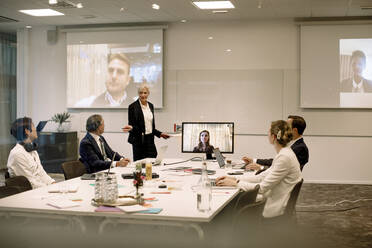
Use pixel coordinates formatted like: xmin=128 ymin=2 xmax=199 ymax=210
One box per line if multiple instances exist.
xmin=206 ymin=152 xmax=214 ymax=160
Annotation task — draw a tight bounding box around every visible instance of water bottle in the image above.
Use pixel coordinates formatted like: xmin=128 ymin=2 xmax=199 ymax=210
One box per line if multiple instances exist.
xmin=94 ymin=172 xmax=105 ymax=203
xmin=197 ymin=162 xmax=212 ymax=212
xmin=103 ymin=172 xmax=118 ymax=203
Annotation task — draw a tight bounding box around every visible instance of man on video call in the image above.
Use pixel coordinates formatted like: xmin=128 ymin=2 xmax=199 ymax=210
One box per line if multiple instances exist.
xmin=75 ymin=53 xmax=136 ymax=108
xmin=340 ymin=50 xmax=372 ymax=93
xmin=91 ymin=53 xmax=136 ymax=107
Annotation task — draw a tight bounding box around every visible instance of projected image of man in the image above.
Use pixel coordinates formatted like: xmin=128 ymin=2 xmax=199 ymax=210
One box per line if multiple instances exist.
xmin=91 ymin=53 xmax=133 ymax=107
xmin=340 ymin=50 xmax=372 ymax=93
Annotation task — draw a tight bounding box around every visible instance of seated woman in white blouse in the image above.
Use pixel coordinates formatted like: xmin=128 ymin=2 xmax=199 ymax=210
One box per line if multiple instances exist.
xmin=216 ymin=120 xmax=302 ymax=218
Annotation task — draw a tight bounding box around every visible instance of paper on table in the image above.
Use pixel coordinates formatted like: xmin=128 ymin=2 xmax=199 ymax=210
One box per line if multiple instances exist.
xmin=47 ymin=199 xmax=80 ymax=209
xmin=48 ymin=184 xmax=79 ymax=193
xmin=118 ymin=188 xmax=135 ymax=196
xmin=138 ymin=208 xmax=163 ymax=214
xmin=95 ymin=206 xmax=122 ymax=212
xmin=118 ymin=205 xmax=148 ymax=213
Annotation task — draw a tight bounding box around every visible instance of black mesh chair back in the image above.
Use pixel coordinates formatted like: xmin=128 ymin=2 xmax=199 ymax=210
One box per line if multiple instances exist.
xmin=61 ymin=160 xmax=87 ymax=180
xmin=5 ymin=176 xmax=32 ymax=192
xmin=232 ymin=198 xmax=267 ymax=241
xmin=284 ymin=178 xmax=304 ymax=218
xmin=234 ymin=184 xmax=260 ymax=211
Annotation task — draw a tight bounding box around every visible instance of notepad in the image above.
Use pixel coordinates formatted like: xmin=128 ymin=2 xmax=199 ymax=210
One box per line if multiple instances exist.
xmin=47 ymin=199 xmax=80 ymax=209
xmin=48 ymin=184 xmax=79 ymax=193
xmin=118 ymin=205 xmax=148 ymax=213
xmin=138 ymin=208 xmax=163 ymax=214
xmin=95 ymin=206 xmax=122 ymax=212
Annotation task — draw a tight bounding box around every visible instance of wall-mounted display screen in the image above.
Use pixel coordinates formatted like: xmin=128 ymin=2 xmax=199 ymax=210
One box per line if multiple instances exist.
xmin=66 ymin=29 xmax=163 ymax=108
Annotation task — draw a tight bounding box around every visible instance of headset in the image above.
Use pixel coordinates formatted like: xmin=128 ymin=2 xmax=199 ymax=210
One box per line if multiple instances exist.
xmin=19 ymin=142 xmax=38 ymax=152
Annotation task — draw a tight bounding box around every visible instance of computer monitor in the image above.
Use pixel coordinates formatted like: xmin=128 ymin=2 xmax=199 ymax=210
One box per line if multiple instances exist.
xmin=182 ymin=122 xmax=234 ymax=154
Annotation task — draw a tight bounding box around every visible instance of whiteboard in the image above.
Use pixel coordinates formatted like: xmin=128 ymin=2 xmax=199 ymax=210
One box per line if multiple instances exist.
xmin=174 ymin=70 xmax=284 ymax=134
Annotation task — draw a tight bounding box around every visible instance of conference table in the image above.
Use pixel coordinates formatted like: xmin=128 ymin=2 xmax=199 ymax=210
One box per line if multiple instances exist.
xmin=0 ymin=159 xmax=252 ymax=247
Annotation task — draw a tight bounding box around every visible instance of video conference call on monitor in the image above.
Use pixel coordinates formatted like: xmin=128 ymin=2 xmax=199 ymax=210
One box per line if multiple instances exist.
xmin=66 ymin=29 xmax=163 ymax=109
xmin=182 ymin=122 xmax=234 ymax=154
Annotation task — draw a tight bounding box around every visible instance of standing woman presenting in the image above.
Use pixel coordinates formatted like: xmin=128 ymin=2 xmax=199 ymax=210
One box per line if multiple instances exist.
xmin=123 ymin=85 xmax=169 ymax=161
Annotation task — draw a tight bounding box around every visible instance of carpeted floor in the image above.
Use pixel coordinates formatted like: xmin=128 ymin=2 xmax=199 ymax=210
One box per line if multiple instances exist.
xmin=296 ymin=183 xmax=372 ymax=248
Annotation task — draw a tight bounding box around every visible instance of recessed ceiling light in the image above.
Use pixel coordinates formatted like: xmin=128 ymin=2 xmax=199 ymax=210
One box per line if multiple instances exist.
xmin=19 ymin=9 xmax=64 ymax=16
xmin=226 ymin=49 xmax=232 ymax=52
xmin=26 ymin=25 xmax=32 ymax=29
xmin=152 ymin=4 xmax=160 ymax=10
xmin=208 ymin=36 xmax=213 ymax=40
xmin=192 ymin=1 xmax=235 ymax=10
xmin=212 ymin=10 xmax=228 ymax=13
xmin=76 ymin=3 xmax=83 ymax=8
xmin=181 ymin=19 xmax=187 ymax=23
xmin=120 ymin=7 xmax=125 ymax=12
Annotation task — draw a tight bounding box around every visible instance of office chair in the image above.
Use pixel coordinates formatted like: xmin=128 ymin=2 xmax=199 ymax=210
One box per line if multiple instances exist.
xmin=231 ymin=198 xmax=266 ymax=244
xmin=234 ymin=184 xmax=260 ymax=211
xmin=283 ymin=178 xmax=304 ymax=222
xmin=5 ymin=176 xmax=32 ymax=192
xmin=61 ymin=160 xmax=87 ymax=180
xmin=0 ymin=186 xmax=22 ymax=198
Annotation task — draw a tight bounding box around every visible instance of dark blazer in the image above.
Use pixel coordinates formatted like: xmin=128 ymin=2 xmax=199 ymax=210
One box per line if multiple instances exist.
xmin=340 ymin=78 xmax=372 ymax=93
xmin=193 ymin=145 xmax=215 ymax=154
xmin=79 ymin=133 xmax=123 ymax=173
xmin=257 ymin=137 xmax=309 ymax=171
xmin=128 ymin=100 xmax=161 ymax=145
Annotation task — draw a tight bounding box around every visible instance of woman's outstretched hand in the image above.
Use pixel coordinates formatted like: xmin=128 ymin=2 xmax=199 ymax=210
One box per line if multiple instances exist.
xmin=122 ymin=125 xmax=133 ymax=133
xmin=160 ymin=133 xmax=170 ymax=139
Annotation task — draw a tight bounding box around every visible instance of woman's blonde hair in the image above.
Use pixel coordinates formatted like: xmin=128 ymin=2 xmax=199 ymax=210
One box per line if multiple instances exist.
xmin=270 ymin=120 xmax=293 ymax=147
xmin=137 ymin=84 xmax=150 ymax=94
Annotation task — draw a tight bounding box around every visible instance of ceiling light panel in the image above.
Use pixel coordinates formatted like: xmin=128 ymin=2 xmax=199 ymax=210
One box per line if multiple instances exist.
xmin=192 ymin=1 xmax=235 ymax=10
xmin=19 ymin=9 xmax=64 ymax=16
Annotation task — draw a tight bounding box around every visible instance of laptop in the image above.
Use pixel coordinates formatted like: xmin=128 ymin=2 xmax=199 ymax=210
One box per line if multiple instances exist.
xmin=213 ymin=148 xmax=246 ymax=169
xmin=36 ymin=121 xmax=48 ymax=132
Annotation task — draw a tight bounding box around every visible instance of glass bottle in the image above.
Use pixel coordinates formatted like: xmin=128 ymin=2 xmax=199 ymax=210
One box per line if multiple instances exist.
xmin=146 ymin=162 xmax=152 ymax=180
xmin=103 ymin=172 xmax=118 ymax=203
xmin=197 ymin=161 xmax=212 ymax=212
xmin=94 ymin=172 xmax=104 ymax=203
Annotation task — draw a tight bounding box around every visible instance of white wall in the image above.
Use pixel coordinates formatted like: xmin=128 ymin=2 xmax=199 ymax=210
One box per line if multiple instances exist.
xmin=18 ymin=20 xmax=372 ymax=184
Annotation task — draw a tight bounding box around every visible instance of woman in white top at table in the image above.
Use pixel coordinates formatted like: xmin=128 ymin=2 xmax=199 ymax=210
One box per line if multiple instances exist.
xmin=216 ymin=120 xmax=302 ymax=218
xmin=122 ymin=84 xmax=170 ymax=161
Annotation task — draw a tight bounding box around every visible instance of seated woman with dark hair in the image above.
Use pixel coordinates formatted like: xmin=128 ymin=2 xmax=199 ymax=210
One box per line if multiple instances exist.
xmin=7 ymin=117 xmax=55 ymax=189
xmin=193 ymin=130 xmax=214 ymax=154
xmin=216 ymin=120 xmax=302 ymax=218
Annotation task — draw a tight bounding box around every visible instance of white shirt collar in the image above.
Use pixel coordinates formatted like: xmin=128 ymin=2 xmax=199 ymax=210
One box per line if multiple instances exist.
xmin=352 ymin=78 xmax=364 ymax=89
xmin=89 ymin=132 xmax=101 ymax=143
xmin=288 ymin=136 xmax=302 ymax=146
xmin=140 ymin=101 xmax=149 ymax=109
xmin=105 ymin=91 xmax=127 ymax=106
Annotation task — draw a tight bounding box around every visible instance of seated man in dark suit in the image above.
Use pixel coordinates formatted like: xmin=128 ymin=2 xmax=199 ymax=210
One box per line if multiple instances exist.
xmin=244 ymin=115 xmax=309 ymax=172
xmin=79 ymin=114 xmax=130 ymax=173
